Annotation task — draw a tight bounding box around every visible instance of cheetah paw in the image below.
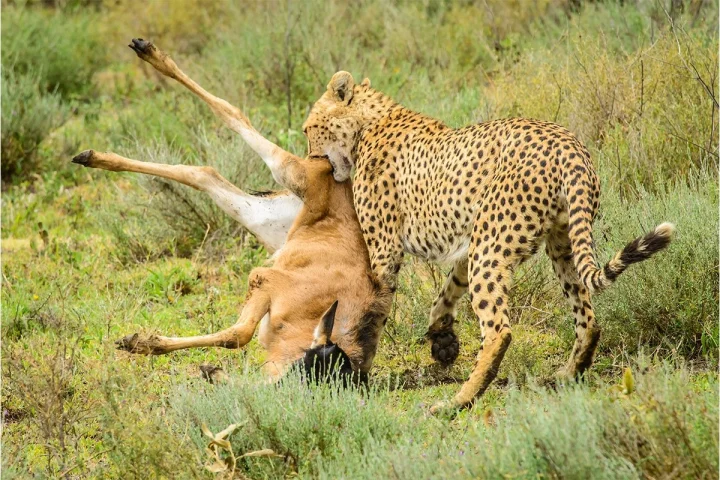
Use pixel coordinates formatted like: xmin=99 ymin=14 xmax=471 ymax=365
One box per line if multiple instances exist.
xmin=427 ymin=322 xmax=460 ymax=366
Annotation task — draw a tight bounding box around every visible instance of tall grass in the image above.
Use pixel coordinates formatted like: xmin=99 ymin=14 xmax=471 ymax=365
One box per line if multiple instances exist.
xmin=108 ymin=0 xmax=718 ymax=249
xmin=379 ymin=166 xmax=718 ymax=388
xmin=509 ymin=166 xmax=720 ymax=363
xmin=593 ymin=166 xmax=719 ymax=360
xmin=1 ymin=7 xmax=107 ymax=179
xmin=488 ymin=4 xmax=719 ymax=186
xmin=1 ymin=7 xmax=108 ymax=98
xmin=1 ymin=69 xmax=68 ymax=178
xmin=167 ymin=362 xmax=718 ymax=479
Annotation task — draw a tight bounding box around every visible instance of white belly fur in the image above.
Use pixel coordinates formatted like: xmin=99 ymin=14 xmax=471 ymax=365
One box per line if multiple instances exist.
xmin=256 ymin=313 xmax=272 ymax=348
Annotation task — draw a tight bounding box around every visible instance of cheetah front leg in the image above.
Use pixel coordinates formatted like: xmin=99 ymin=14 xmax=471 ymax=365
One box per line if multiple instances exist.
xmin=431 ymin=205 xmax=535 ymax=413
xmin=426 ymin=259 xmax=467 ymax=366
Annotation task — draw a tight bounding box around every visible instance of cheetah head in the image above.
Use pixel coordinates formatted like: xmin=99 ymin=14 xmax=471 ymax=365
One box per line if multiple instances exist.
xmin=303 ymin=72 xmax=372 ymax=182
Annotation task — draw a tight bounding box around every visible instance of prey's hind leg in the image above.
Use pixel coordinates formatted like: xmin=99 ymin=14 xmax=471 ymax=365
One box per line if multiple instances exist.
xmin=72 ymin=150 xmax=301 ymax=253
xmin=426 ymin=259 xmax=468 ymax=366
xmin=546 ymin=223 xmax=600 ymax=379
xmin=127 ymin=38 xmax=310 ymax=198
xmin=116 ymin=269 xmax=273 ymax=355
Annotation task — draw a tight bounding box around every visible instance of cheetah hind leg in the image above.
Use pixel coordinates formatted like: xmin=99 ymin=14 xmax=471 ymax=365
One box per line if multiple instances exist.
xmin=426 ymin=259 xmax=468 ymax=366
xmin=546 ymin=224 xmax=601 ymax=382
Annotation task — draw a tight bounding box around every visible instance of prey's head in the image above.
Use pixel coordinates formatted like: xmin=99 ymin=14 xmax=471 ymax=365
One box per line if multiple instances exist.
xmin=297 ymin=301 xmax=367 ymax=387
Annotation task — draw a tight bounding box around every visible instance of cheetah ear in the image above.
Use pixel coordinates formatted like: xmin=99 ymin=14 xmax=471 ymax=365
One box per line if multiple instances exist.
xmin=327 ymin=71 xmax=355 ymax=104
xmin=361 ymin=77 xmax=371 ymax=88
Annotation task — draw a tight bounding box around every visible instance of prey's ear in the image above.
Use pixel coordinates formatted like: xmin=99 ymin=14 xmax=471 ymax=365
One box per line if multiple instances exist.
xmin=312 ymin=300 xmax=339 ymax=347
xmin=327 ymin=72 xmax=355 ymax=104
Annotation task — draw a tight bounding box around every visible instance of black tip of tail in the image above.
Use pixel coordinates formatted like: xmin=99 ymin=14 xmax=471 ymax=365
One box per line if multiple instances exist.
xmin=606 ymin=223 xmax=674 ymax=282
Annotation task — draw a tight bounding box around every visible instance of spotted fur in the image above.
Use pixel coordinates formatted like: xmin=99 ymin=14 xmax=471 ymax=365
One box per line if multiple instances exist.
xmin=304 ymin=72 xmax=675 ymax=410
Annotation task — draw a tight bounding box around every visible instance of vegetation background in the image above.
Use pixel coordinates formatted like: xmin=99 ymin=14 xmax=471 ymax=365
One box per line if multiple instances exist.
xmin=2 ymin=0 xmax=718 ymax=478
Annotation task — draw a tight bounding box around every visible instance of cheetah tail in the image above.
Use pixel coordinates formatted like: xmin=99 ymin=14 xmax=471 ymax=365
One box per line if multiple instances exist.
xmin=581 ymin=222 xmax=675 ymax=294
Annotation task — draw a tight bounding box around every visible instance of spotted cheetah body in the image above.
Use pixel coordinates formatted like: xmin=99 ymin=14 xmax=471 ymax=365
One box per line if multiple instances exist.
xmin=365 ymin=116 xmax=588 ymax=263
xmin=304 ymin=72 xmax=674 ymax=410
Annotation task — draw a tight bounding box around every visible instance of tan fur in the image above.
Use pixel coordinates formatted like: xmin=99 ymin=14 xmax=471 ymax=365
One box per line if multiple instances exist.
xmin=303 ymin=71 xmax=674 ymax=412
xmin=80 ymin=41 xmax=388 ymax=379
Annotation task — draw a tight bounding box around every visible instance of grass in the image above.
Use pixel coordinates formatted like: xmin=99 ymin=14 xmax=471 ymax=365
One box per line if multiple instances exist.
xmin=2 ymin=0 xmax=718 ymax=478
xmin=167 ymin=361 xmax=718 ymax=479
xmin=1 ymin=68 xmax=69 ymax=178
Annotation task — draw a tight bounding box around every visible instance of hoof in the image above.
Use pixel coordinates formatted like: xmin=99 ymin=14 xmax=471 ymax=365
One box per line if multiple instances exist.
xmin=427 ymin=317 xmax=460 ymax=366
xmin=72 ymin=150 xmax=95 ymax=167
xmin=200 ymin=364 xmax=229 ymax=384
xmin=541 ymin=377 xmax=559 ymax=392
xmin=115 ymin=333 xmax=140 ymax=352
xmin=115 ymin=333 xmax=158 ymax=355
xmin=127 ymin=38 xmax=177 ymax=77
xmin=128 ymin=38 xmax=154 ymax=56
xmin=429 ymin=399 xmax=461 ymax=419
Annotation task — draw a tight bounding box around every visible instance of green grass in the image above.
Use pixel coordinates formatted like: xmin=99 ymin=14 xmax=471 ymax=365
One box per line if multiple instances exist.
xmin=166 ymin=362 xmax=717 ymax=479
xmin=1 ymin=7 xmax=109 ymax=98
xmin=2 ymin=0 xmax=718 ymax=478
xmin=1 ymin=68 xmax=69 ymax=178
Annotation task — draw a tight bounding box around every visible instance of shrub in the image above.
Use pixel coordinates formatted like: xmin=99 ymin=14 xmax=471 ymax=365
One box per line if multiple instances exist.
xmin=381 ymin=166 xmax=718 ymax=391
xmin=1 ymin=7 xmax=108 ymax=98
xmin=1 ymin=69 xmax=68 ymax=179
xmin=485 ymin=3 xmax=719 ymax=186
xmin=592 ymin=166 xmax=719 ymax=361
xmin=167 ymin=362 xmax=718 ymax=479
xmin=488 ymin=166 xmax=719 ymax=366
xmin=99 ymin=130 xmax=278 ymax=261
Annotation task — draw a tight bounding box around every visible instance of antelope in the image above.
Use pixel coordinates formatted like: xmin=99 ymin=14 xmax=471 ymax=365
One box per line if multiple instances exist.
xmin=74 ymin=39 xmax=389 ymax=382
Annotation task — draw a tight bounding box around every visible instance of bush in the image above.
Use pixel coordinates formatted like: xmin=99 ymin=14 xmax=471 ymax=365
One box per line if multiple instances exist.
xmin=94 ymin=129 xmax=278 ymax=263
xmin=492 ymin=166 xmax=719 ymax=367
xmin=593 ymin=166 xmax=719 ymax=361
xmin=189 ymin=0 xmax=572 ymax=138
xmin=1 ymin=69 xmax=68 ymax=179
xmin=385 ymin=166 xmax=719 ymax=385
xmin=1 ymin=6 xmax=108 ymax=181
xmin=1 ymin=7 xmax=108 ymax=98
xmin=167 ymin=362 xmax=717 ymax=479
xmin=2 ymin=2 xmax=718 ymax=476
xmin=486 ymin=3 xmax=719 ymax=187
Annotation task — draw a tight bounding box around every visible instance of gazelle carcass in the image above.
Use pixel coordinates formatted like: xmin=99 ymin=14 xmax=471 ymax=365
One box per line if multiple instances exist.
xmin=74 ymin=39 xmax=390 ymax=383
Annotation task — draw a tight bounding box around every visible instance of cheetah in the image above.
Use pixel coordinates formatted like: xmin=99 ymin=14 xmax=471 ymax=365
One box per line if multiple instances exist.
xmin=303 ymin=71 xmax=674 ymax=412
